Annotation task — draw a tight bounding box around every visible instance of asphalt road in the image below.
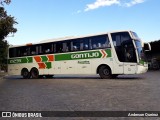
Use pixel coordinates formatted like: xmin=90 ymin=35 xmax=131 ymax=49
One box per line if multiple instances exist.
xmin=0 ymin=71 xmax=160 ymax=120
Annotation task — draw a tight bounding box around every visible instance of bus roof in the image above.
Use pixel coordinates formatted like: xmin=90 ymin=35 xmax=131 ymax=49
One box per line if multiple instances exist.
xmin=9 ymin=30 xmax=133 ymax=48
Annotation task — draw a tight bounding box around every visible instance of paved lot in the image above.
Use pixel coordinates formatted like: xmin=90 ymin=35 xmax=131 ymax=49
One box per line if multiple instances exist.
xmin=0 ymin=71 xmax=160 ymax=120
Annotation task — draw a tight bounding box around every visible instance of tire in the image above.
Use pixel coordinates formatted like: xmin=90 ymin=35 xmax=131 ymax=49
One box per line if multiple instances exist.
xmin=31 ymin=68 xmax=39 ymax=79
xmin=99 ymin=66 xmax=112 ymax=79
xmin=22 ymin=68 xmax=30 ymax=79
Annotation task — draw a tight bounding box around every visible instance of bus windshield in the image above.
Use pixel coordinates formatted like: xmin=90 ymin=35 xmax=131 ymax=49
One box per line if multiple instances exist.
xmin=134 ymin=40 xmax=147 ymax=63
xmin=131 ymin=32 xmax=140 ymax=39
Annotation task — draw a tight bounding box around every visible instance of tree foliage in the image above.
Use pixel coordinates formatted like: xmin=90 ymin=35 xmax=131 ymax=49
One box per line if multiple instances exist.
xmin=0 ymin=0 xmax=17 ymax=70
xmin=150 ymin=40 xmax=160 ymax=54
xmin=0 ymin=7 xmax=17 ymax=40
xmin=0 ymin=40 xmax=8 ymax=63
xmin=0 ymin=0 xmax=16 ymax=40
xmin=0 ymin=0 xmax=11 ymax=5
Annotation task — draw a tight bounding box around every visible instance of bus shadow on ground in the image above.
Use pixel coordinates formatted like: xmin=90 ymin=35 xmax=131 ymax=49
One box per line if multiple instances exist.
xmin=4 ymin=75 xmax=144 ymax=80
xmin=115 ymin=76 xmax=144 ymax=80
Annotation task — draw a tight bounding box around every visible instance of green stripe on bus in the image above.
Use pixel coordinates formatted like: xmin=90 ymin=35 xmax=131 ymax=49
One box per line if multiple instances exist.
xmin=8 ymin=49 xmax=111 ymax=64
xmin=45 ymin=62 xmax=52 ymax=69
xmin=8 ymin=57 xmax=33 ymax=64
xmin=105 ymin=49 xmax=111 ymax=57
xmin=27 ymin=57 xmax=33 ymax=63
xmin=55 ymin=50 xmax=110 ymax=61
xmin=41 ymin=56 xmax=48 ymax=62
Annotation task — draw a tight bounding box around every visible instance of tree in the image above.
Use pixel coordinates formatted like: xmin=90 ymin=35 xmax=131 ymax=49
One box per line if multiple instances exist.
xmin=0 ymin=40 xmax=8 ymax=71
xmin=0 ymin=0 xmax=11 ymax=5
xmin=0 ymin=0 xmax=17 ymax=71
xmin=0 ymin=5 xmax=17 ymax=40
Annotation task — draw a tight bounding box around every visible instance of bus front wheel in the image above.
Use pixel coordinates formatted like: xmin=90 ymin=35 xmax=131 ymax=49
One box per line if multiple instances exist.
xmin=31 ymin=68 xmax=39 ymax=79
xmin=99 ymin=66 xmax=112 ymax=79
xmin=22 ymin=68 xmax=30 ymax=79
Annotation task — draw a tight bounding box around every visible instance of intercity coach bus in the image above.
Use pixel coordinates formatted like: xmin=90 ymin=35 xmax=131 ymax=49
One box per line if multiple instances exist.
xmin=8 ymin=30 xmax=151 ymax=79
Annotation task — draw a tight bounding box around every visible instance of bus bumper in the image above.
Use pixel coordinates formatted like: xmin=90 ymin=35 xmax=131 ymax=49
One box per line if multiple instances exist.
xmin=136 ymin=65 xmax=148 ymax=74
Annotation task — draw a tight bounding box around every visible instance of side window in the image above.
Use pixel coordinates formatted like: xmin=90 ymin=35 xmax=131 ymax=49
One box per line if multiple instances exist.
xmin=39 ymin=45 xmax=43 ymax=54
xmin=80 ymin=38 xmax=89 ymax=51
xmin=82 ymin=38 xmax=89 ymax=50
xmin=21 ymin=46 xmax=29 ymax=56
xmin=90 ymin=35 xmax=110 ymax=50
xmin=16 ymin=47 xmax=22 ymax=57
xmin=123 ymin=41 xmax=137 ymax=62
xmin=55 ymin=42 xmax=63 ymax=53
xmin=72 ymin=39 xmax=80 ymax=51
xmin=111 ymin=32 xmax=136 ymax=62
xmin=30 ymin=45 xmax=37 ymax=55
xmin=42 ymin=43 xmax=53 ymax=54
xmin=63 ymin=41 xmax=71 ymax=52
xmin=9 ymin=48 xmax=16 ymax=58
xmin=111 ymin=32 xmax=131 ymax=47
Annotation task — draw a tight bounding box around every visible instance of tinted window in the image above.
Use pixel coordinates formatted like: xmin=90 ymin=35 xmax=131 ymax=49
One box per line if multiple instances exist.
xmin=80 ymin=38 xmax=89 ymax=50
xmin=123 ymin=41 xmax=137 ymax=62
xmin=21 ymin=46 xmax=30 ymax=56
xmin=111 ymin=32 xmax=137 ymax=62
xmin=42 ymin=43 xmax=53 ymax=54
xmin=30 ymin=45 xmax=38 ymax=55
xmin=9 ymin=34 xmax=111 ymax=58
xmin=63 ymin=41 xmax=71 ymax=52
xmin=55 ymin=42 xmax=63 ymax=53
xmin=112 ymin=32 xmax=131 ymax=47
xmin=9 ymin=48 xmax=16 ymax=58
xmin=72 ymin=39 xmax=80 ymax=51
xmin=135 ymin=41 xmax=142 ymax=48
xmin=131 ymin=32 xmax=140 ymax=39
xmin=90 ymin=35 xmax=110 ymax=50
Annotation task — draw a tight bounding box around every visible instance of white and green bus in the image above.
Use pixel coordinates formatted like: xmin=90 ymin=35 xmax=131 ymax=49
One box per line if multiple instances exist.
xmin=8 ymin=30 xmax=151 ymax=79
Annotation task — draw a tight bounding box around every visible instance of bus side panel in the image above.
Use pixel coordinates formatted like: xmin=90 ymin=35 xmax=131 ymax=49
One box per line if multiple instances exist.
xmin=8 ymin=64 xmax=19 ymax=75
xmin=50 ymin=61 xmax=60 ymax=74
xmin=76 ymin=59 xmax=91 ymax=74
xmin=112 ymin=60 xmax=123 ymax=74
xmin=8 ymin=63 xmax=41 ymax=76
xmin=61 ymin=61 xmax=76 ymax=74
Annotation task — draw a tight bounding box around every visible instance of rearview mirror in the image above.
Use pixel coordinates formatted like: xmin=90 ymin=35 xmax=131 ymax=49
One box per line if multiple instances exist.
xmin=144 ymin=43 xmax=151 ymax=51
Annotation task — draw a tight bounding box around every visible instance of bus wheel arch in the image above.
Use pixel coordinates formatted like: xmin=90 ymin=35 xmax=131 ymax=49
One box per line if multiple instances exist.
xmin=21 ymin=68 xmax=30 ymax=79
xmin=97 ymin=64 xmax=112 ymax=79
xmin=30 ymin=67 xmax=39 ymax=79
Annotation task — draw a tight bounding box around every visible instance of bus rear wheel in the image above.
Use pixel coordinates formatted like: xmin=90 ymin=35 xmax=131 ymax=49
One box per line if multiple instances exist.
xmin=22 ymin=68 xmax=30 ymax=79
xmin=31 ymin=68 xmax=39 ymax=79
xmin=99 ymin=66 xmax=112 ymax=79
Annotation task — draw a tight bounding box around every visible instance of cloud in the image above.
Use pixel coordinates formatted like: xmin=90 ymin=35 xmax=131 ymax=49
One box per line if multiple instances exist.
xmin=77 ymin=10 xmax=82 ymax=13
xmin=84 ymin=0 xmax=146 ymax=11
xmin=125 ymin=0 xmax=145 ymax=7
xmin=85 ymin=0 xmax=120 ymax=11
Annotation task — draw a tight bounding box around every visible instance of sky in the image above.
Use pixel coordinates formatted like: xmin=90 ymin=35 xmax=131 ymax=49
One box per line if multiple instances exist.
xmin=4 ymin=0 xmax=160 ymax=45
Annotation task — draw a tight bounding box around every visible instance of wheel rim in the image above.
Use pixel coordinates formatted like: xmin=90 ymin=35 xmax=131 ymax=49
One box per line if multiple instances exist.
xmin=103 ymin=68 xmax=110 ymax=76
xmin=24 ymin=71 xmax=28 ymax=77
xmin=32 ymin=71 xmax=38 ymax=77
